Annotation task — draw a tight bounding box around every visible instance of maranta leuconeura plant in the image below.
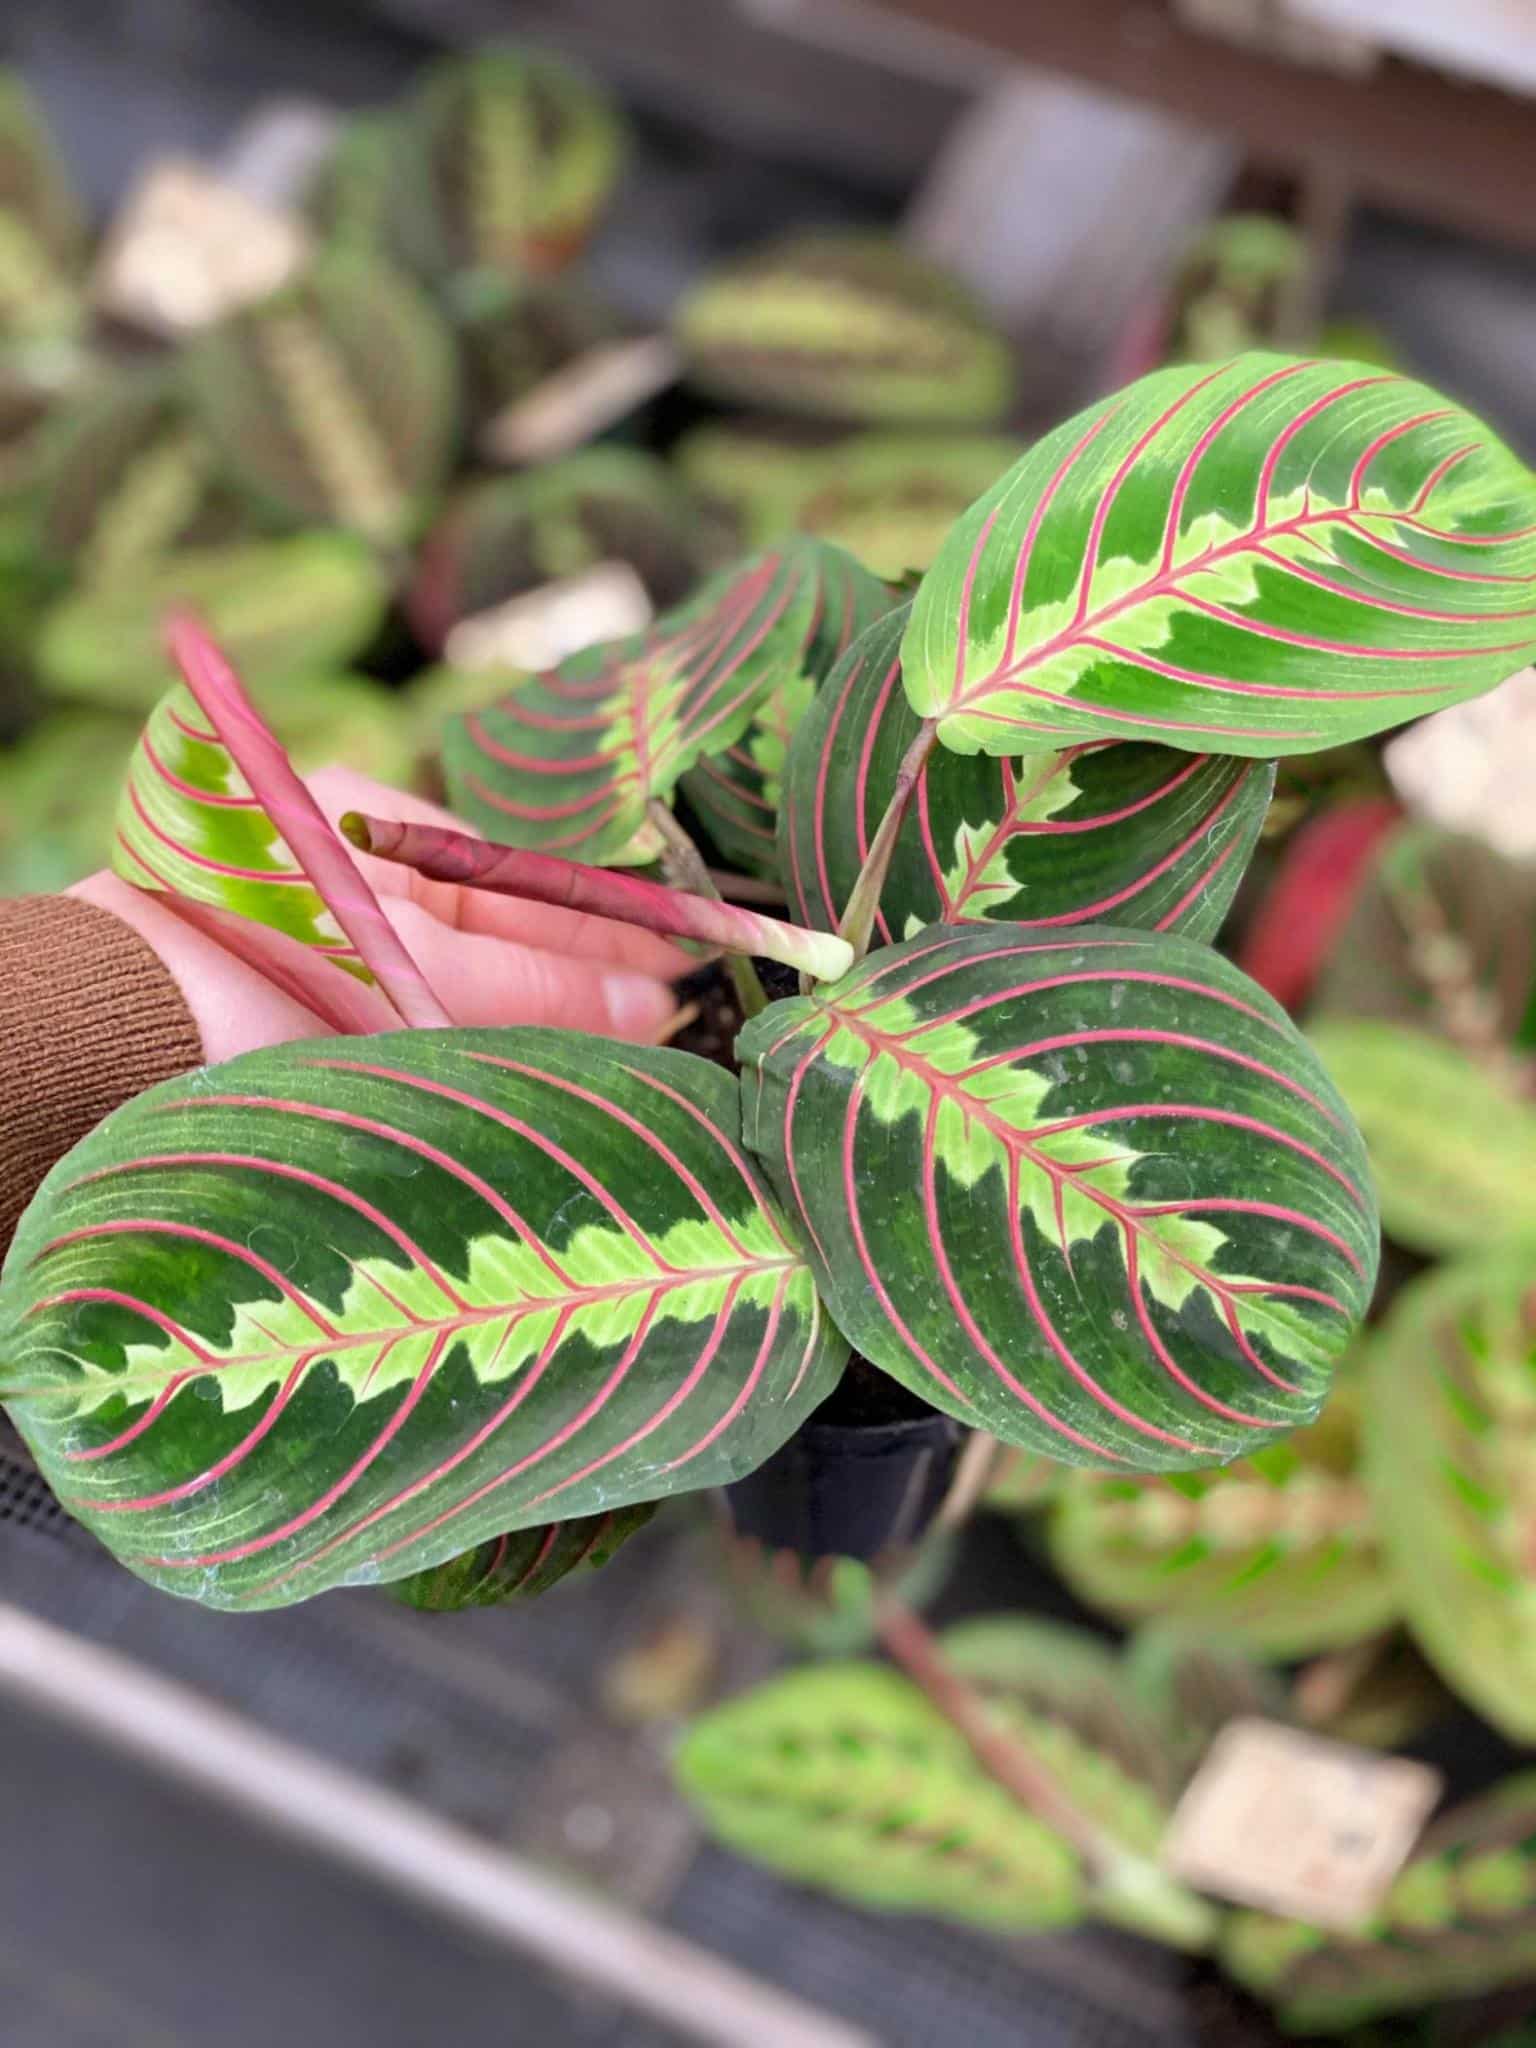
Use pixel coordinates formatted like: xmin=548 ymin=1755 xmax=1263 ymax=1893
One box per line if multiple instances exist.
xmin=5 ymin=351 xmax=1536 ymax=1613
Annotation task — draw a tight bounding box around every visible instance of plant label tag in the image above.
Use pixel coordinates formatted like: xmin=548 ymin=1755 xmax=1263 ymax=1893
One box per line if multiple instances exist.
xmin=1161 ymin=1717 xmax=1441 ymax=1929
xmin=1384 ymin=665 xmax=1536 ymax=861
xmin=479 ymin=335 xmax=680 ymax=465
xmin=94 ymin=160 xmax=310 ymax=336
xmin=443 ymin=561 xmax=653 ymax=675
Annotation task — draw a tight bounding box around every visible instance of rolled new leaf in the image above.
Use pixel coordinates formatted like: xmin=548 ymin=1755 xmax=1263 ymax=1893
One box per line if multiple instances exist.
xmin=1223 ymin=1774 xmax=1536 ymax=2031
xmin=1048 ymin=1368 xmax=1396 ymax=1658
xmin=1306 ymin=1020 xmax=1536 ymax=1256
xmin=903 ymin=353 xmax=1536 ymax=759
xmin=441 ymin=539 xmax=830 ymax=864
xmin=674 ymin=231 xmax=1014 ymax=428
xmin=681 ymin=543 xmax=895 ymax=879
xmin=0 ymin=1029 xmax=847 ymax=1610
xmin=342 ymin=813 xmax=853 ymax=983
xmin=188 ymin=252 xmax=458 ymax=548
xmin=675 ymin=1660 xmax=1084 ymax=1931
xmin=388 ymin=46 xmax=624 ymax=285
xmin=780 ymin=606 xmax=1274 ymax=943
xmin=1363 ymin=1259 xmax=1536 ymax=1741
xmin=739 ymin=923 xmax=1378 ymax=1470
xmin=387 ymin=1503 xmax=654 ymax=1609
xmin=36 ymin=533 xmax=391 ymax=711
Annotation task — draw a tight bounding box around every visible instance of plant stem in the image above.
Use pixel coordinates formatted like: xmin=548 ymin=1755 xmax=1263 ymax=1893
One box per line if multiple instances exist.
xmin=875 ymin=1593 xmax=1216 ymax=1952
xmin=837 ymin=718 xmax=939 ymax=962
xmin=648 ymin=800 xmax=770 ymax=1017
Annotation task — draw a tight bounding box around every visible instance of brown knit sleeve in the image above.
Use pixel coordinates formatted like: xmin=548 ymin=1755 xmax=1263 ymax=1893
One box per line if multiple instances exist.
xmin=0 ymin=896 xmax=203 ymax=1253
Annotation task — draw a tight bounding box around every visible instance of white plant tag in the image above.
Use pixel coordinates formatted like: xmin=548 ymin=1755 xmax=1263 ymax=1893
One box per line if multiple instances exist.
xmin=95 ymin=160 xmax=310 ymax=336
xmin=1384 ymin=665 xmax=1536 ymax=863
xmin=479 ymin=336 xmax=680 ymax=465
xmin=1162 ymin=1717 xmax=1442 ymax=1930
xmin=443 ymin=561 xmax=653 ymax=675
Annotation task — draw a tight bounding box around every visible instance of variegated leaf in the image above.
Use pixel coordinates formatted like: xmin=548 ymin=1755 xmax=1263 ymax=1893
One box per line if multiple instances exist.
xmin=0 ymin=1030 xmax=845 ymax=1610
xmin=1307 ymin=1020 xmax=1536 ymax=1256
xmin=1122 ymin=1625 xmax=1289 ymax=1782
xmin=681 ymin=543 xmax=895 ymax=877
xmin=187 ymin=251 xmax=459 ymax=548
xmin=739 ymin=924 xmax=1377 ymax=1470
xmin=674 ymin=231 xmax=1014 ymax=428
xmin=387 ymin=1503 xmax=655 ymax=1609
xmin=674 ymin=1660 xmax=1084 ymax=1931
xmin=1048 ymin=1367 xmax=1396 ymax=1658
xmin=389 ymin=46 xmax=624 ymax=283
xmin=1224 ymin=1774 xmax=1536 ymax=2032
xmin=1363 ymin=1259 xmax=1536 ymax=1742
xmin=36 ymin=533 xmax=391 ymax=711
xmin=441 ymin=540 xmax=837 ymax=863
xmin=903 ymin=354 xmax=1536 ymax=759
xmin=780 ymin=606 xmax=1273 ymax=942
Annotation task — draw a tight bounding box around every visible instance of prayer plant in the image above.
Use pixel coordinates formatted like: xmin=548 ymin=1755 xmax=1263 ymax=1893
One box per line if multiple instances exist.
xmin=3 ymin=349 xmax=1536 ymax=1630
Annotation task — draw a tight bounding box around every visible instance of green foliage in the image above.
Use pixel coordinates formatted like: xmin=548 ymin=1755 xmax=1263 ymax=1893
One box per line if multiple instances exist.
xmin=1307 ymin=1020 xmax=1536 ymax=1257
xmin=387 ymin=1503 xmax=655 ymax=1608
xmin=1363 ymin=1258 xmax=1536 ymax=1741
xmin=904 ymin=355 xmax=1536 ymax=759
xmin=1223 ymin=1775 xmax=1536 ymax=2031
xmin=35 ymin=534 xmax=391 ymax=709
xmin=675 ymin=1659 xmax=1085 ymax=1930
xmin=675 ymin=231 xmax=1014 ymax=427
xmin=739 ymin=924 xmax=1377 ymax=1471
xmin=1 ymin=1029 xmax=845 ymax=1608
xmin=781 ymin=606 xmax=1274 ymax=943
xmin=1048 ymin=1369 xmax=1397 ymax=1657
xmin=388 ymin=46 xmax=624 ymax=286
xmin=188 ymin=253 xmax=459 ymax=547
xmin=0 ymin=70 xmax=87 ymax=375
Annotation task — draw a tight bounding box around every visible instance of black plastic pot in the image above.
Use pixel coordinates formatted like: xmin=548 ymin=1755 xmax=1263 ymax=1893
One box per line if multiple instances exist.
xmin=722 ymin=1361 xmax=965 ymax=1566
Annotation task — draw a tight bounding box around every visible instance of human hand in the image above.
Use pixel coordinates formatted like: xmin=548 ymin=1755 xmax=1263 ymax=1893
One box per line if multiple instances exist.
xmin=73 ymin=767 xmax=690 ymax=1062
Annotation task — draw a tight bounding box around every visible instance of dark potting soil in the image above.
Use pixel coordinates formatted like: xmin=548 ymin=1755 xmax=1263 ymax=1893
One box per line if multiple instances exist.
xmin=669 ymin=956 xmax=802 ymax=1070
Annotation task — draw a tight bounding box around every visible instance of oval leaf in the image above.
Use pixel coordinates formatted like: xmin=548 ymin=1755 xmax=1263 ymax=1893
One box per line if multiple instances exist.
xmin=1363 ymin=1258 xmax=1536 ymax=1741
xmin=780 ymin=605 xmax=1274 ymax=942
xmin=681 ymin=544 xmax=895 ymax=877
xmin=1224 ymin=1774 xmax=1536 ymax=2032
xmin=739 ymin=923 xmax=1378 ymax=1470
xmin=674 ymin=1660 xmax=1084 ymax=1931
xmin=1048 ymin=1372 xmax=1396 ymax=1658
xmin=1306 ymin=1019 xmax=1536 ymax=1256
xmin=440 ymin=540 xmax=836 ymax=863
xmin=387 ymin=1502 xmax=654 ymax=1609
xmin=903 ymin=354 xmax=1536 ymax=758
xmin=0 ymin=1030 xmax=846 ymax=1610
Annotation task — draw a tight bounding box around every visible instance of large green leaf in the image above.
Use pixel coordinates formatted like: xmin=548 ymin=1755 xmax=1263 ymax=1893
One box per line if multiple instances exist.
xmin=0 ymin=1030 xmax=845 ymax=1610
xmin=674 ymin=1660 xmax=1084 ymax=1930
xmin=681 ymin=544 xmax=895 ymax=878
xmin=439 ymin=540 xmax=841 ymax=864
xmin=780 ymin=606 xmax=1273 ymax=942
xmin=1224 ymin=1774 xmax=1536 ymax=2031
xmin=188 ymin=251 xmax=459 ymax=548
xmin=1307 ymin=1020 xmax=1536 ymax=1256
xmin=387 ymin=1503 xmax=655 ymax=1609
xmin=36 ymin=533 xmax=391 ymax=711
xmin=739 ymin=924 xmax=1377 ymax=1470
xmin=1048 ymin=1368 xmax=1395 ymax=1657
xmin=903 ymin=354 xmax=1536 ymax=759
xmin=1363 ymin=1259 xmax=1536 ymax=1740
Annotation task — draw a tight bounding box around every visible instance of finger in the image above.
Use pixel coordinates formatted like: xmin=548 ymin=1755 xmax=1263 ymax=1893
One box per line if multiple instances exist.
xmin=305 ymin=763 xmax=466 ymax=920
xmin=383 ymin=897 xmax=681 ymax=1042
